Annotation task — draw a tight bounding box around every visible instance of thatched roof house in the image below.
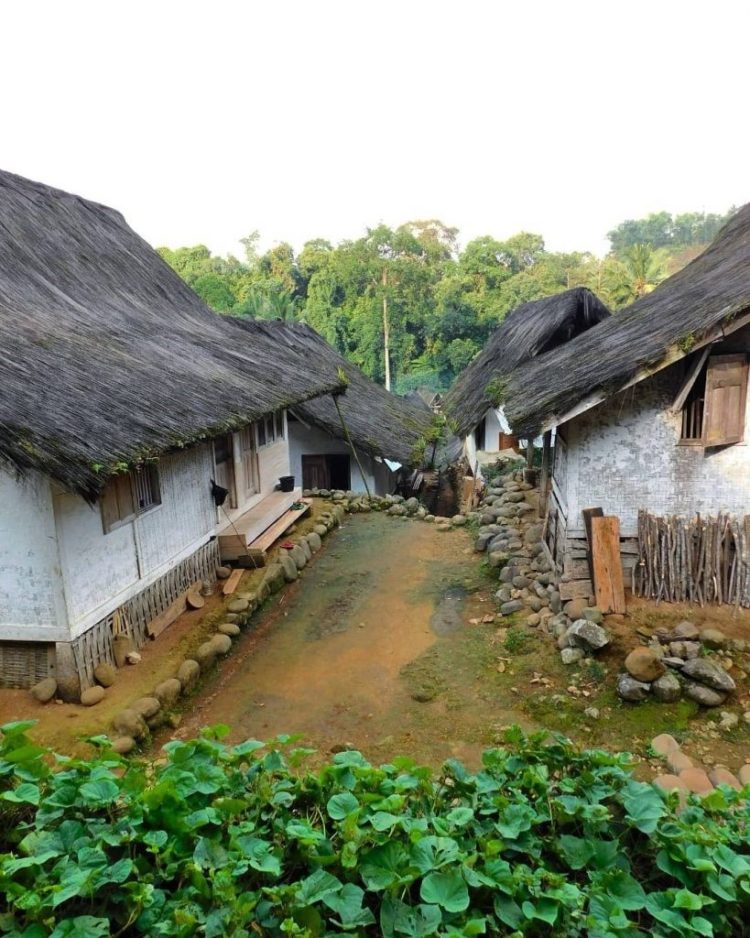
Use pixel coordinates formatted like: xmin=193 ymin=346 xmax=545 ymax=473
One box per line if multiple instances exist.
xmin=505 ymin=205 xmax=750 ymax=436
xmin=0 ymin=170 xmax=343 ymax=499
xmin=443 ymin=287 xmax=611 ymax=439
xmin=276 ymin=322 xmax=437 ymax=466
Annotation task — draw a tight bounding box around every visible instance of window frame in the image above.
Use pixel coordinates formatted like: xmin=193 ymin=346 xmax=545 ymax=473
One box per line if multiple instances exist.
xmin=101 ymin=464 xmax=162 ymax=534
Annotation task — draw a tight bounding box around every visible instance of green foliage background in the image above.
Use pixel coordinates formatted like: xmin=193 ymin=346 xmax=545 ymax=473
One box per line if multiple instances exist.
xmin=1 ymin=721 xmax=749 ymax=936
xmin=158 ymin=209 xmax=735 ymax=394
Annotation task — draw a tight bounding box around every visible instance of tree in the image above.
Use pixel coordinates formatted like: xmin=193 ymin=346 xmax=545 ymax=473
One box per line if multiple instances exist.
xmin=601 ymin=244 xmax=669 ymax=307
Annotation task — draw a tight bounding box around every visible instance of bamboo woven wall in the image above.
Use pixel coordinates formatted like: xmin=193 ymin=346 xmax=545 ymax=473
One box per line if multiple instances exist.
xmin=634 ymin=510 xmax=750 ymax=608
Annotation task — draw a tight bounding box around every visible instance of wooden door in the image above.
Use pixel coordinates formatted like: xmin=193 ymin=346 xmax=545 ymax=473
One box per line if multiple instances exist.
xmin=240 ymin=426 xmax=259 ymax=497
xmin=302 ymin=455 xmax=330 ymax=489
xmin=214 ymin=434 xmax=237 ymax=509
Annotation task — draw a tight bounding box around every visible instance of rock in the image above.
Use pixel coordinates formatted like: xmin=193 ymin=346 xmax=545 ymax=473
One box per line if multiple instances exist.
xmin=549 ymin=591 xmax=562 ymax=614
xmin=314 ymin=524 xmax=328 ymax=537
xmin=279 ymin=551 xmax=298 ymax=582
xmin=132 ymin=696 xmax=160 ymax=719
xmin=307 ymin=532 xmax=322 ymax=553
xmin=112 ymin=709 xmax=148 ymax=740
xmin=451 ymin=514 xmax=467 ymax=526
xmin=112 ymin=633 xmax=137 ymax=668
xmin=81 ymin=685 xmax=105 ymax=706
xmin=738 ymin=764 xmax=750 ymax=787
xmin=666 ymin=750 xmax=693 ymax=774
xmin=210 ymin=634 xmax=232 ymax=656
xmin=111 ymin=736 xmax=136 ymax=755
xmin=30 ymin=677 xmax=57 ymax=703
xmin=681 ymin=658 xmax=736 ymax=693
xmin=227 ymin=598 xmax=249 ymax=613
xmin=512 ymin=575 xmax=530 ymax=589
xmin=154 ymin=678 xmax=182 ymax=708
xmin=216 ymin=565 xmax=232 ymax=580
xmin=708 ymin=767 xmax=742 ymax=790
xmin=652 ymin=671 xmax=681 ymax=703
xmin=651 ymin=733 xmax=679 ymax=756
xmin=404 ymin=496 xmax=419 ymax=513
xmin=526 ymin=613 xmax=541 ymax=628
xmin=663 ymin=657 xmax=686 ymax=670
xmin=496 ymin=587 xmax=512 ymax=604
xmin=125 ymin=651 xmax=142 ymax=665
xmin=388 ymin=504 xmax=407 ymax=516
xmin=672 ymin=620 xmax=699 ymax=640
xmin=584 ymin=706 xmax=600 ymax=720
xmin=582 ymin=607 xmax=603 ymax=624
xmin=617 ymin=673 xmax=651 ymax=702
xmin=683 ymin=641 xmax=701 ymax=659
xmin=289 ymin=545 xmax=307 ymax=569
xmin=298 ymin=538 xmax=312 ymax=561
xmin=719 ymin=710 xmax=739 ymax=731
xmin=653 ymin=774 xmax=686 ymax=793
xmin=500 ymin=600 xmax=524 ymax=616
xmin=678 ymin=767 xmax=714 ymax=794
xmin=263 ymin=563 xmax=286 ymax=594
xmin=218 ymin=622 xmax=241 ymax=637
xmin=93 ymin=662 xmax=117 ymax=687
xmin=700 ymin=628 xmax=727 ymax=649
xmin=567 ymin=619 xmax=610 ymax=652
xmin=563 ymin=599 xmax=588 ymax=621
xmin=624 ymin=647 xmax=666 ymax=683
xmin=177 ymin=658 xmax=201 ymax=690
xmin=684 ymin=682 xmax=727 ymax=707
xmin=474 ymin=532 xmax=493 ymax=552
xmin=195 ymin=642 xmax=217 ymax=669
xmin=561 ymin=647 xmax=584 ymax=665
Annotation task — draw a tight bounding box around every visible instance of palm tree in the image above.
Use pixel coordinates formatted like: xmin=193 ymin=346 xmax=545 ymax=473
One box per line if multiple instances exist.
xmin=602 ymin=244 xmax=669 ymax=308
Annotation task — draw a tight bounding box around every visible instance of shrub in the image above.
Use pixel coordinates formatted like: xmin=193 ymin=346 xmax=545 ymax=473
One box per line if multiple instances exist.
xmin=0 ymin=721 xmax=748 ymax=936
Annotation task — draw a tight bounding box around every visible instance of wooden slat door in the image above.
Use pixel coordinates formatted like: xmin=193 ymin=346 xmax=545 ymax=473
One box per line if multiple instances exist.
xmin=703 ymin=354 xmax=748 ymax=446
xmin=591 ymin=515 xmax=626 ymax=614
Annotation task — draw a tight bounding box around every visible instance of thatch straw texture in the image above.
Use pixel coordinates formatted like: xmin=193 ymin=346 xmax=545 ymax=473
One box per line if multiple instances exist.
xmin=443 ymin=287 xmax=610 ymax=438
xmin=0 ymin=170 xmax=344 ymax=498
xmin=259 ymin=322 xmax=439 ymax=466
xmin=505 ymin=204 xmax=750 ymax=436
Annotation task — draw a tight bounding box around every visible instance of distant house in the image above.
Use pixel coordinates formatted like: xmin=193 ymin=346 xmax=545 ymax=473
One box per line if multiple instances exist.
xmin=276 ymin=324 xmax=438 ymax=495
xmin=442 ymin=288 xmax=610 ymax=471
xmin=505 ymin=207 xmax=750 ymax=605
xmin=0 ymin=170 xmax=344 ymax=693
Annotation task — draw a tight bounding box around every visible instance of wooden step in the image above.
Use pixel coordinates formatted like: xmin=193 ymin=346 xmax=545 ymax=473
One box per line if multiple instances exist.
xmin=250 ymin=499 xmax=312 ymax=553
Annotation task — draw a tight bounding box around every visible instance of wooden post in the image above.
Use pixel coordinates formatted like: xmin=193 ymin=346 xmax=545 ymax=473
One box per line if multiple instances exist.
xmin=333 ymin=395 xmax=372 ymax=499
xmin=538 ymin=430 xmax=552 ymax=517
xmin=591 ymin=515 xmax=626 ymax=614
xmin=526 ymin=438 xmax=534 ymax=470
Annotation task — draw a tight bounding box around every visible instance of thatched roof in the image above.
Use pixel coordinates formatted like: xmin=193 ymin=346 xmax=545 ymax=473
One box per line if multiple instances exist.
xmin=268 ymin=323 xmax=439 ymax=466
xmin=0 ymin=170 xmax=344 ymax=498
xmin=505 ymin=204 xmax=750 ymax=436
xmin=443 ymin=287 xmax=611 ymax=438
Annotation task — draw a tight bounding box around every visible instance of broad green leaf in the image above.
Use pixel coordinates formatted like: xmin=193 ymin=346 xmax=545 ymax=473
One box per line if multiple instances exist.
xmin=235 ymin=836 xmax=281 ymax=876
xmin=360 ymin=842 xmax=407 ymax=891
xmin=1 ymin=782 xmax=40 ymax=805
xmin=522 ymin=898 xmax=559 ymax=925
xmin=50 ymin=916 xmax=109 ymax=938
xmin=78 ymin=778 xmax=119 ymax=806
xmin=621 ymin=781 xmax=665 ymax=834
xmin=420 ymin=871 xmax=470 ymax=912
xmin=322 ymin=883 xmax=375 ymax=928
xmin=327 ymin=791 xmax=360 ymax=820
xmin=296 ymin=868 xmax=342 ymax=906
xmin=673 ymin=888 xmax=711 ymax=910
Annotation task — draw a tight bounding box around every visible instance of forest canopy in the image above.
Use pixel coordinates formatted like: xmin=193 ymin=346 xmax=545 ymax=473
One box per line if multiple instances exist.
xmin=158 ymin=208 xmax=735 ymax=394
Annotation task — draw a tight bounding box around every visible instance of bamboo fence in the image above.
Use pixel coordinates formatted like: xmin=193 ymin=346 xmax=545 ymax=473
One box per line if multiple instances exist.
xmin=635 ymin=510 xmax=750 ymax=609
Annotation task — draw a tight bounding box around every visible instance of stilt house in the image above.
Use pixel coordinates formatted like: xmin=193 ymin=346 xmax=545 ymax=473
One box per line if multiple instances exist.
xmin=0 ymin=170 xmax=344 ymax=693
xmin=442 ymin=288 xmax=611 ymax=471
xmin=505 ymin=206 xmax=750 ymax=607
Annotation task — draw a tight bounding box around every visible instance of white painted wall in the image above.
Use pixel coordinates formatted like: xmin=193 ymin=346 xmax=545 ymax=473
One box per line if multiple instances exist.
xmin=288 ymin=421 xmax=394 ymax=495
xmin=54 ymin=444 xmax=217 ymax=637
xmin=0 ymin=468 xmax=69 ymax=641
xmin=558 ymin=362 xmax=750 ymax=538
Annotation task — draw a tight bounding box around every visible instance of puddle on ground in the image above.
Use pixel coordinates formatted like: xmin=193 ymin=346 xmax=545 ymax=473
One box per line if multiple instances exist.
xmin=430 ymin=586 xmax=467 ymax=636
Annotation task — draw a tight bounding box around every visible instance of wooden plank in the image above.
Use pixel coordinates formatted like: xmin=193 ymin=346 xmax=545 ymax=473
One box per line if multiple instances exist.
xmin=591 ymin=515 xmax=626 ymax=614
xmin=581 ymin=507 xmax=603 ymax=587
xmin=559 ymin=578 xmax=593 ymax=601
xmin=250 ymin=499 xmax=312 ymax=553
xmin=222 ymin=569 xmax=244 ymax=596
xmin=563 ymin=557 xmax=590 ymax=580
xmin=147 ymin=584 xmax=195 ymax=639
xmin=670 ymin=346 xmax=711 ymax=413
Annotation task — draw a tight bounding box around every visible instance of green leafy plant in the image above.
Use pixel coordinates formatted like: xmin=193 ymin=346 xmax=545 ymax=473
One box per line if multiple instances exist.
xmin=1 ymin=721 xmax=749 ymax=936
xmin=504 ymin=626 xmax=531 ymax=654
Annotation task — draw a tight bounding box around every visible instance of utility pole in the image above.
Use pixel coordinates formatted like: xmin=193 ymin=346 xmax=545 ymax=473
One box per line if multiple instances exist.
xmin=382 ymin=265 xmax=391 ymax=391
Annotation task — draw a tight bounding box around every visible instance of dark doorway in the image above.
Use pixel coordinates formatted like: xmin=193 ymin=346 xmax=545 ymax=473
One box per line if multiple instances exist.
xmin=302 ymin=454 xmax=351 ymax=490
xmin=474 ymin=420 xmax=485 ymax=451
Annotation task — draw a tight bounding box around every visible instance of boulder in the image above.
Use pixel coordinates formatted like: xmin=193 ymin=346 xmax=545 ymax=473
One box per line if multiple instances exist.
xmin=289 ymin=545 xmax=307 ymax=570
xmin=30 ymin=677 xmax=57 ymax=703
xmin=582 ymin=607 xmax=603 ymax=624
xmin=653 ymin=774 xmax=686 ymax=793
xmin=679 ymin=767 xmax=714 ymax=794
xmin=617 ymin=673 xmax=651 ymax=702
xmin=549 ymin=591 xmax=562 ymax=614
xmin=666 ymin=750 xmax=693 ymax=774
xmin=314 ymin=524 xmax=328 ymax=538
xmin=563 ymin=599 xmax=588 ymax=621
xmin=227 ymin=598 xmax=250 ymax=614
xmin=681 ymin=658 xmax=736 ymax=693
xmin=567 ymin=619 xmax=610 ymax=652
xmin=218 ymin=622 xmax=241 ymax=637
xmin=154 ymin=678 xmax=182 ymax=708
xmin=216 ymin=565 xmax=232 ymax=580
xmin=651 ymin=733 xmax=679 ymax=756
xmin=210 ymin=633 xmax=232 ymax=656
xmin=561 ymin=647 xmax=584 ymax=665
xmin=500 ymin=600 xmax=524 ymax=616
xmin=263 ymin=563 xmax=286 ymax=594
xmin=451 ymin=515 xmax=467 ymax=526
xmin=132 ymin=696 xmax=160 ymax=719
xmin=526 ymin=613 xmax=541 ymax=628
xmin=708 ymin=767 xmax=742 ymax=791
xmin=93 ymin=662 xmax=117 ymax=687
xmin=672 ymin=620 xmax=699 ymax=641
xmin=663 ymin=656 xmax=686 ymax=670
xmin=111 ymin=736 xmax=136 ymax=755
xmin=177 ymin=658 xmax=201 ymax=690
xmin=279 ymin=551 xmax=298 ymax=583
xmin=684 ymin=682 xmax=727 ymax=707
xmin=404 ymin=497 xmax=420 ymax=513
xmin=524 ymin=524 xmax=543 ymax=545
xmin=195 ymin=642 xmax=217 ymax=670
xmin=112 ymin=708 xmax=148 ymax=740
xmin=298 ymin=538 xmax=312 ymax=561
xmin=698 ymin=627 xmax=726 ymax=649
xmin=652 ymin=671 xmax=682 ymax=703
xmin=475 ymin=532 xmax=494 ymax=552
xmin=81 ymin=685 xmax=106 ymax=706
xmin=683 ymin=641 xmax=701 ymax=659
xmin=624 ymin=646 xmax=665 ymax=683
xmin=307 ymin=532 xmax=322 ymax=553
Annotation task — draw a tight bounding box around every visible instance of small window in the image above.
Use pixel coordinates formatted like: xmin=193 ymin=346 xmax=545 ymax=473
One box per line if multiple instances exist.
xmin=680 ymin=354 xmax=748 ymax=446
xmin=275 ymin=410 xmax=285 ymax=439
xmin=100 ymin=465 xmax=161 ymax=533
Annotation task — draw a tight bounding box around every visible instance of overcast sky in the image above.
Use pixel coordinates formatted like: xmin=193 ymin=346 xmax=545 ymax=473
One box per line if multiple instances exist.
xmin=3 ymin=1 xmax=747 ymax=258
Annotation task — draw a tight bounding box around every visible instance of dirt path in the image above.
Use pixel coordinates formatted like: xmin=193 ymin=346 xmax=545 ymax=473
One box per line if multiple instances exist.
xmin=164 ymin=514 xmax=534 ymax=767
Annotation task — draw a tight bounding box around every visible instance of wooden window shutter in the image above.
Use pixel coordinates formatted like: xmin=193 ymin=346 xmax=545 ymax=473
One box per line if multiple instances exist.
xmin=702 ymin=354 xmax=749 ymax=446
xmin=100 ymin=481 xmax=119 ymax=533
